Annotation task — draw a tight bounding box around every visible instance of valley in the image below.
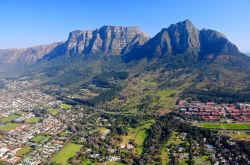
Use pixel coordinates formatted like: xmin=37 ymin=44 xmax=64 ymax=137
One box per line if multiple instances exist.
xmin=0 ymin=19 xmax=250 ymax=164
xmin=0 ymin=76 xmax=249 ymax=164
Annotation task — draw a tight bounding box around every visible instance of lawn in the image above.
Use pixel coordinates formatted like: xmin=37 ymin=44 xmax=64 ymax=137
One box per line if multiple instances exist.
xmin=51 ymin=143 xmax=81 ymax=165
xmin=14 ymin=111 xmax=25 ymax=115
xmin=200 ymin=123 xmax=250 ymax=130
xmin=60 ymin=104 xmax=72 ymax=109
xmin=134 ymin=129 xmax=148 ymax=155
xmin=0 ymin=123 xmax=19 ymax=132
xmin=0 ymin=114 xmax=19 ymax=123
xmin=47 ymin=107 xmax=60 ymax=115
xmin=17 ymin=146 xmax=32 ymax=157
xmin=25 ymin=117 xmax=40 ymax=123
xmin=120 ymin=120 xmax=154 ymax=156
xmin=31 ymin=135 xmax=48 ymax=143
xmin=160 ymin=142 xmax=170 ymax=165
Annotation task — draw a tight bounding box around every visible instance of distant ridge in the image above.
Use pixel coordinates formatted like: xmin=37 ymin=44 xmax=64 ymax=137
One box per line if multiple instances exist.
xmin=0 ymin=20 xmax=245 ymax=68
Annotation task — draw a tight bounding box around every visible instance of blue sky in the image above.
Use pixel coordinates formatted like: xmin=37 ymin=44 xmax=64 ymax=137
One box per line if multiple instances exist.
xmin=0 ymin=0 xmax=249 ymax=52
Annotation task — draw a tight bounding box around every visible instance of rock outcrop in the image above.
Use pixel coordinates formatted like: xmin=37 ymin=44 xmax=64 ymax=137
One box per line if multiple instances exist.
xmin=0 ymin=26 xmax=148 ymax=66
xmin=0 ymin=20 xmax=241 ymax=67
xmin=61 ymin=26 xmax=148 ymax=56
xmin=123 ymin=19 xmax=240 ymax=61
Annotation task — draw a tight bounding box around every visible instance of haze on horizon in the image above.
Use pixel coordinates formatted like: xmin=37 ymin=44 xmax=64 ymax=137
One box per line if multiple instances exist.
xmin=0 ymin=0 xmax=249 ymax=53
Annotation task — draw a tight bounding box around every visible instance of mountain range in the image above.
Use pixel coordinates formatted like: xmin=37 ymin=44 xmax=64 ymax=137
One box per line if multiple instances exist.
xmin=0 ymin=20 xmax=242 ymax=67
xmin=1 ymin=20 xmax=250 ymax=111
xmin=0 ymin=26 xmax=148 ymax=67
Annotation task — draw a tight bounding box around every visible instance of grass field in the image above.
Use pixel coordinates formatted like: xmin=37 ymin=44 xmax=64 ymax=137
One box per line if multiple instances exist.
xmin=220 ymin=131 xmax=250 ymax=140
xmin=0 ymin=114 xmax=19 ymax=123
xmin=51 ymin=143 xmax=81 ymax=165
xmin=47 ymin=108 xmax=60 ymax=115
xmin=120 ymin=120 xmax=153 ymax=156
xmin=157 ymin=89 xmax=178 ymax=111
xmin=160 ymin=142 xmax=170 ymax=165
xmin=31 ymin=135 xmax=48 ymax=143
xmin=0 ymin=123 xmax=19 ymax=131
xmin=17 ymin=146 xmax=32 ymax=157
xmin=228 ymin=132 xmax=250 ymax=139
xmin=60 ymin=104 xmax=72 ymax=109
xmin=25 ymin=117 xmax=40 ymax=123
xmin=134 ymin=129 xmax=147 ymax=155
xmin=200 ymin=123 xmax=250 ymax=130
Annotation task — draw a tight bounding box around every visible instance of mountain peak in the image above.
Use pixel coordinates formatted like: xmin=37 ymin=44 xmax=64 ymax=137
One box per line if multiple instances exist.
xmin=99 ymin=25 xmax=141 ymax=30
xmin=168 ymin=19 xmax=196 ymax=30
xmin=123 ymin=20 xmax=240 ymax=61
xmin=0 ymin=20 xmax=242 ymax=67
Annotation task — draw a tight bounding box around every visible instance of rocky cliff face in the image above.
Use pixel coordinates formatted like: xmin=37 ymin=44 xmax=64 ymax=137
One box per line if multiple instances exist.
xmin=0 ymin=20 xmax=241 ymax=67
xmin=63 ymin=26 xmax=148 ymax=56
xmin=123 ymin=20 xmax=240 ymax=61
xmin=0 ymin=26 xmax=148 ymax=66
xmin=199 ymin=29 xmax=239 ymax=56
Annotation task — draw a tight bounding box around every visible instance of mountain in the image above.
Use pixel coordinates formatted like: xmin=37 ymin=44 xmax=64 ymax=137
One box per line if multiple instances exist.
xmin=0 ymin=42 xmax=62 ymax=66
xmin=1 ymin=20 xmax=250 ymax=107
xmin=0 ymin=26 xmax=148 ymax=67
xmin=123 ymin=20 xmax=240 ymax=63
xmin=123 ymin=20 xmax=240 ymax=62
xmin=42 ymin=26 xmax=148 ymax=60
xmin=0 ymin=20 xmax=242 ymax=68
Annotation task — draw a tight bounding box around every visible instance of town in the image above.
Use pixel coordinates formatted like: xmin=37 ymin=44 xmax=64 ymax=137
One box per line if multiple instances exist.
xmin=0 ymin=80 xmax=249 ymax=164
xmin=178 ymin=100 xmax=250 ymax=122
xmin=0 ymin=80 xmax=129 ymax=164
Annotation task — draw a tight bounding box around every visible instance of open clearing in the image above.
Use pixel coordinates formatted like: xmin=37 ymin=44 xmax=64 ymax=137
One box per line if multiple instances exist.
xmin=120 ymin=120 xmax=154 ymax=156
xmin=0 ymin=114 xmax=19 ymax=123
xmin=200 ymin=123 xmax=250 ymax=130
xmin=0 ymin=123 xmax=19 ymax=132
xmin=51 ymin=143 xmax=81 ymax=165
xmin=31 ymin=135 xmax=49 ymax=143
xmin=17 ymin=146 xmax=32 ymax=157
xmin=25 ymin=117 xmax=40 ymax=123
xmin=47 ymin=107 xmax=60 ymax=115
xmin=60 ymin=104 xmax=72 ymax=109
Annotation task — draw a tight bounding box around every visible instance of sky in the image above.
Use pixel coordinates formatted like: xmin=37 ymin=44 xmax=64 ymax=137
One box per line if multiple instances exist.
xmin=0 ymin=0 xmax=249 ymax=52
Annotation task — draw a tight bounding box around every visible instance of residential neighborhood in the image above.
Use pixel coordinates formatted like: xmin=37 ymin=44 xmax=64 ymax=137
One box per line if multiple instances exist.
xmin=178 ymin=100 xmax=250 ymax=122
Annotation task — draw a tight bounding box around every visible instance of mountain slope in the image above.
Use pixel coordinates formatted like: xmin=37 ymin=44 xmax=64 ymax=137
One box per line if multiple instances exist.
xmin=0 ymin=26 xmax=149 ymax=67
xmin=1 ymin=20 xmax=250 ymax=113
xmin=123 ymin=20 xmax=240 ymax=62
xmin=42 ymin=26 xmax=149 ymax=60
xmin=0 ymin=42 xmax=62 ymax=66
